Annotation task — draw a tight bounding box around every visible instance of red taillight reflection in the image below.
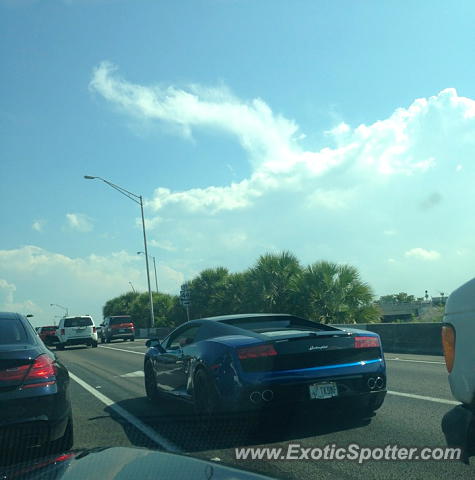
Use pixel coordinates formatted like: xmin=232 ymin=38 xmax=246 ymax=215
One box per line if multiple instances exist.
xmin=22 ymin=354 xmax=57 ymax=389
xmin=93 ymin=326 xmax=96 ymax=333
xmin=238 ymin=344 xmax=278 ymax=360
xmin=354 ymin=336 xmax=380 ymax=348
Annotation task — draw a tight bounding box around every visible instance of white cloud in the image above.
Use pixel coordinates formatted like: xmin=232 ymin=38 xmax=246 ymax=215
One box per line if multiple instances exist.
xmin=65 ymin=213 xmax=93 ymax=232
xmin=32 ymin=219 xmax=46 ymax=232
xmin=149 ymin=239 xmax=177 ymax=251
xmin=90 ymin=64 xmax=475 ymax=218
xmin=405 ymin=248 xmax=441 ymax=261
xmin=0 ymin=246 xmax=186 ymax=325
xmin=0 ymin=278 xmax=42 ymax=317
xmin=89 ymin=63 xmax=475 ymax=296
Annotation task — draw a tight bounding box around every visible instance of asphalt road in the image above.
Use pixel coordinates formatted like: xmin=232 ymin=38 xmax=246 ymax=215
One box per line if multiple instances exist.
xmin=49 ymin=340 xmax=475 ymax=479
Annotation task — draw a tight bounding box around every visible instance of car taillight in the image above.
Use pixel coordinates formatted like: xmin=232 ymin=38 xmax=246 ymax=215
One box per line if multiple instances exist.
xmin=237 ymin=344 xmax=278 ymax=360
xmin=22 ymin=354 xmax=57 ymax=389
xmin=93 ymin=326 xmax=96 ymax=333
xmin=442 ymin=324 xmax=455 ymax=373
xmin=0 ymin=363 xmax=30 ymax=382
xmin=354 ymin=336 xmax=380 ymax=348
xmin=60 ymin=328 xmax=65 ymax=335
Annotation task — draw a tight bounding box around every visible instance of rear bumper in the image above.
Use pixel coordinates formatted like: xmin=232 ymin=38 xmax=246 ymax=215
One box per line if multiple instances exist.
xmin=62 ymin=337 xmax=95 ymax=346
xmin=108 ymin=332 xmax=134 ymax=340
xmin=223 ymin=373 xmax=387 ymax=412
xmin=0 ymin=388 xmax=71 ymax=448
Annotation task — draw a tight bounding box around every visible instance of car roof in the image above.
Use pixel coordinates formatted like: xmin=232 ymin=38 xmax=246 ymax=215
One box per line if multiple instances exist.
xmin=198 ymin=313 xmax=295 ymax=322
xmin=0 ymin=312 xmax=22 ymax=320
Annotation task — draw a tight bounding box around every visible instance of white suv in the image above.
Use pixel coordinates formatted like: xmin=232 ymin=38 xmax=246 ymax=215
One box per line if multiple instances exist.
xmin=56 ymin=315 xmax=98 ymax=350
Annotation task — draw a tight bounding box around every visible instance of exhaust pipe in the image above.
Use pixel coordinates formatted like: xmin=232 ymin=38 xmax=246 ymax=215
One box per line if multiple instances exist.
xmin=250 ymin=391 xmax=262 ymax=404
xmin=367 ymin=377 xmax=376 ymax=390
xmin=375 ymin=377 xmax=384 ymax=389
xmin=262 ymin=390 xmax=274 ymax=402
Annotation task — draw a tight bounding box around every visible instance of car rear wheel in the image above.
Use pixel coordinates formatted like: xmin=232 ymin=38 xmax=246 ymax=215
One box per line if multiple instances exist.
xmin=144 ymin=361 xmax=160 ymax=402
xmin=92 ymin=340 xmax=98 ymax=348
xmin=101 ymin=336 xmax=105 ymax=344
xmin=130 ymin=337 xmax=135 ymax=342
xmin=193 ymin=369 xmax=219 ymax=428
xmin=56 ymin=344 xmax=65 ymax=351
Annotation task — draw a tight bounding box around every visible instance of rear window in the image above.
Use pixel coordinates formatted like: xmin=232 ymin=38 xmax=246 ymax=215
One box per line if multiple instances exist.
xmin=64 ymin=317 xmax=93 ymax=327
xmin=0 ymin=319 xmax=29 ymax=345
xmin=110 ymin=317 xmax=132 ymax=325
xmin=42 ymin=326 xmax=56 ymax=332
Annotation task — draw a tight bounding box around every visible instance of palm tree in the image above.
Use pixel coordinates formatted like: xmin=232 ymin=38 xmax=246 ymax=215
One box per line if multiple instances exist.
xmin=248 ymin=251 xmax=302 ymax=313
xmin=294 ymin=261 xmax=378 ymax=324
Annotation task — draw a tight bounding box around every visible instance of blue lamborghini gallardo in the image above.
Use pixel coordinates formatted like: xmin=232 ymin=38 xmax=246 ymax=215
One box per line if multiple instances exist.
xmin=143 ymin=314 xmax=386 ymax=418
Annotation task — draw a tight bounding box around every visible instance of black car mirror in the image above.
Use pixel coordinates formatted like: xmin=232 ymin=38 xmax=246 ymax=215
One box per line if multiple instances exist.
xmin=146 ymin=338 xmax=166 ymax=353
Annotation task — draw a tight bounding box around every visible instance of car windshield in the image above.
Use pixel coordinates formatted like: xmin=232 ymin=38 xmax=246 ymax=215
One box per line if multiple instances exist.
xmin=64 ymin=318 xmax=93 ymax=328
xmin=2 ymin=1 xmax=475 ymax=478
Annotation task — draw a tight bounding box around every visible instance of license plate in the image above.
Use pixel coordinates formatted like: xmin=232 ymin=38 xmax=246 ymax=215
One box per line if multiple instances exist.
xmin=309 ymin=382 xmax=338 ymax=400
xmin=118 ymin=329 xmax=126 ymax=333
xmin=76 ymin=328 xmax=86 ymax=333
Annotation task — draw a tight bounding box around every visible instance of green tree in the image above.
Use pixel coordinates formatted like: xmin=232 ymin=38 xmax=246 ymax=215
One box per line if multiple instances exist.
xmin=293 ymin=261 xmax=378 ymax=324
xmin=247 ymin=251 xmax=302 ymax=313
xmin=189 ymin=267 xmax=230 ymax=318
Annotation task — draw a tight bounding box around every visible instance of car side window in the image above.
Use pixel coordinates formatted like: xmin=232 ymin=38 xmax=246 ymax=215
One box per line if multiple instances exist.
xmin=166 ymin=325 xmax=201 ymax=350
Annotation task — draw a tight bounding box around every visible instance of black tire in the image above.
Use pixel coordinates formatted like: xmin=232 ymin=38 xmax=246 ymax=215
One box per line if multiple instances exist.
xmin=92 ymin=341 xmax=98 ymax=348
xmin=123 ymin=338 xmax=127 ymax=342
xmin=130 ymin=337 xmax=135 ymax=342
xmin=106 ymin=336 xmax=111 ymax=344
xmin=56 ymin=344 xmax=65 ymax=351
xmin=193 ymin=369 xmax=220 ymax=428
xmin=101 ymin=336 xmax=105 ymax=344
xmin=144 ymin=361 xmax=160 ymax=402
xmin=47 ymin=415 xmax=74 ymax=454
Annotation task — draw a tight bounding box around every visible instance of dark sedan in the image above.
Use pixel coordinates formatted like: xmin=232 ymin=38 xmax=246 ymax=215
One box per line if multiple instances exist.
xmin=0 ymin=312 xmax=73 ymax=455
xmin=144 ymin=313 xmax=386 ymax=420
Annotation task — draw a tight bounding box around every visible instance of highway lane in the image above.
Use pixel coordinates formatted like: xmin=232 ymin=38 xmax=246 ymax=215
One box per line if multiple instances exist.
xmin=53 ymin=341 xmax=474 ymax=480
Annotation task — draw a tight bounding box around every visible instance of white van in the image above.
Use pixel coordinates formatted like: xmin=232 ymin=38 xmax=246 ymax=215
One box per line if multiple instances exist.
xmin=56 ymin=315 xmax=98 ymax=350
xmin=441 ymin=277 xmax=475 ymax=462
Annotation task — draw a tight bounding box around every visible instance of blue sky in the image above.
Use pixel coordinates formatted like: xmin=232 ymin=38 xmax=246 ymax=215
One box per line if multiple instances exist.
xmin=1 ymin=0 xmax=475 ymax=326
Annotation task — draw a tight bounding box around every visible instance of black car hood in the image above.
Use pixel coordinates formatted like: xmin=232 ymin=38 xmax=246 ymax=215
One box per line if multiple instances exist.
xmin=1 ymin=447 xmax=275 ymax=480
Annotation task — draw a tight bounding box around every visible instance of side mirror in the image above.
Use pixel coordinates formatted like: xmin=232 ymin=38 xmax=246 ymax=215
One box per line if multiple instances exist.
xmin=26 ymin=314 xmax=34 ymax=318
xmin=146 ymin=338 xmax=165 ymax=353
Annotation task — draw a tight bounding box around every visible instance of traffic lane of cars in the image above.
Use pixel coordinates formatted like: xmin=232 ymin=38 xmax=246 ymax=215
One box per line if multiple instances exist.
xmin=55 ymin=344 xmax=474 ymax=479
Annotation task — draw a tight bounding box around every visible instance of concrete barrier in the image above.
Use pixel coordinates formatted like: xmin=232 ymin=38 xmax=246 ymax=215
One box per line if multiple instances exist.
xmin=334 ymin=322 xmax=443 ymax=356
xmin=137 ymin=323 xmax=443 ymax=356
xmin=137 ymin=327 xmax=171 ymax=339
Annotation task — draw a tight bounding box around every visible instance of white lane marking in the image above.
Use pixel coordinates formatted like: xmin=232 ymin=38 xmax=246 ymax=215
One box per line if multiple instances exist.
xmin=68 ymin=371 xmax=180 ymax=453
xmin=388 ymin=390 xmax=459 ymax=405
xmin=119 ymin=371 xmax=145 ymax=378
xmin=386 ymin=357 xmax=445 ymax=365
xmin=99 ymin=345 xmax=145 ymax=355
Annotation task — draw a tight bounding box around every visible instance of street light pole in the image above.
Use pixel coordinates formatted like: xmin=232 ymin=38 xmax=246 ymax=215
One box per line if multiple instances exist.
xmin=50 ymin=303 xmax=68 ymax=325
xmin=84 ymin=175 xmax=155 ymax=329
xmin=137 ymin=251 xmax=158 ymax=294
